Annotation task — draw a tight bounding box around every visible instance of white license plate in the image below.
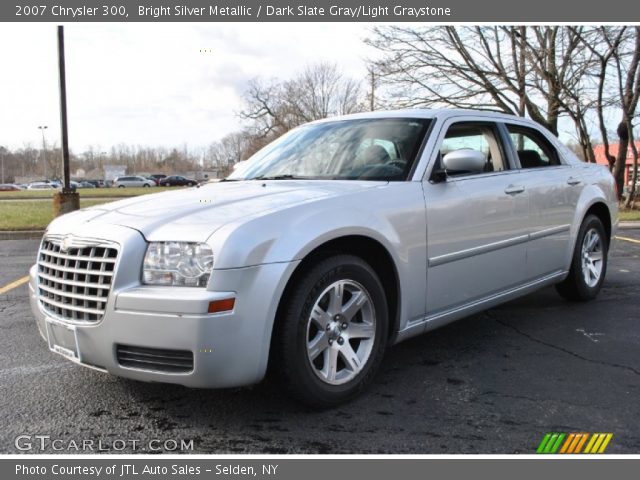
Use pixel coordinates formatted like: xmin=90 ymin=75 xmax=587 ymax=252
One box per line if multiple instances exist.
xmin=45 ymin=317 xmax=80 ymax=362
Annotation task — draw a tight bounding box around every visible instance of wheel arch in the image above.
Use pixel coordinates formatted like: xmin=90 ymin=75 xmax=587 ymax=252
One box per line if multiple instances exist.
xmin=272 ymin=234 xmax=402 ymax=350
xmin=571 ymin=179 xmax=616 ymax=255
xmin=583 ymin=202 xmax=612 ymax=246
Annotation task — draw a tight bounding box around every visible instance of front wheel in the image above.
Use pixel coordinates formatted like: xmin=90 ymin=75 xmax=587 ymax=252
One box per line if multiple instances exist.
xmin=143 ymin=184 xmax=150 ymax=188
xmin=274 ymin=254 xmax=388 ymax=408
xmin=556 ymin=214 xmax=608 ymax=301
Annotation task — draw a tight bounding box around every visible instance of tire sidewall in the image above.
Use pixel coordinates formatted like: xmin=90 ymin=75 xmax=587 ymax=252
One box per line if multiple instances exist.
xmin=571 ymin=215 xmax=608 ymax=299
xmin=281 ymin=255 xmax=388 ymax=406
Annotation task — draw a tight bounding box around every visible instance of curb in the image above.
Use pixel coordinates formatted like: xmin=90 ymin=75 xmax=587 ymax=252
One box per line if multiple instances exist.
xmin=0 ymin=230 xmax=46 ymax=240
xmin=0 ymin=196 xmax=134 ymax=201
xmin=619 ymin=222 xmax=640 ymax=230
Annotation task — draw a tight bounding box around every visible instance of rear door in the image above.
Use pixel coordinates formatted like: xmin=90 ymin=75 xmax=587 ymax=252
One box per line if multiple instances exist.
xmin=503 ymin=123 xmax=583 ymax=279
xmin=424 ymin=119 xmax=529 ymax=315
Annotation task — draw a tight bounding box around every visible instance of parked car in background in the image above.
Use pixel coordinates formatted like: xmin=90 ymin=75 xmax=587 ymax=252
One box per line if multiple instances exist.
xmin=26 ymin=182 xmax=55 ymax=190
xmin=84 ymin=180 xmax=105 ymax=188
xmin=159 ymin=175 xmax=198 ymax=187
xmin=113 ymin=176 xmax=156 ymax=188
xmin=78 ymin=181 xmax=96 ymax=189
xmin=0 ymin=184 xmax=22 ymax=191
xmin=148 ymin=174 xmax=167 ymax=186
xmin=29 ymin=109 xmax=618 ymax=408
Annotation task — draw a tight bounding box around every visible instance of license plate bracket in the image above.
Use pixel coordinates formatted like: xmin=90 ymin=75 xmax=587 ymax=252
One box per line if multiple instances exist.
xmin=45 ymin=317 xmax=80 ymax=362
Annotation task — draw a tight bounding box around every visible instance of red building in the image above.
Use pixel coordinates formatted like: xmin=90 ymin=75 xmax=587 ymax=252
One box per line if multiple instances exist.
xmin=593 ymin=142 xmax=640 ymax=185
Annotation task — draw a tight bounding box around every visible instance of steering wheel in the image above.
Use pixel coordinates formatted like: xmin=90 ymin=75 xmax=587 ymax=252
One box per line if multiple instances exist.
xmin=388 ymin=160 xmax=407 ymax=169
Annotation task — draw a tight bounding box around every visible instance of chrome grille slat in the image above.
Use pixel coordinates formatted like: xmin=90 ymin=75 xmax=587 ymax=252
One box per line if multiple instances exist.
xmin=37 ymin=295 xmax=105 ymax=315
xmin=37 ymin=237 xmax=118 ymax=323
xmin=38 ymin=271 xmax=110 ymax=290
xmin=38 ymin=283 xmax=107 ymax=304
xmin=38 ymin=260 xmax=114 ymax=277
xmin=41 ymin=249 xmax=116 ymax=264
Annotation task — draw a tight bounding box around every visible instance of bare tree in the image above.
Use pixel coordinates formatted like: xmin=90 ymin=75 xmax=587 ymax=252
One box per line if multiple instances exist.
xmin=571 ymin=27 xmax=640 ymax=200
xmin=366 ymin=26 xmax=590 ymax=135
xmin=241 ymin=62 xmax=365 ymax=138
xmin=569 ymin=27 xmax=627 ymax=168
xmin=612 ymin=28 xmax=640 ymax=205
xmin=368 ymin=25 xmax=640 ymax=201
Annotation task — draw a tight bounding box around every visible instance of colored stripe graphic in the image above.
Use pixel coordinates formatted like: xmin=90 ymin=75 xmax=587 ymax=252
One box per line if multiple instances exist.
xmin=573 ymin=433 xmax=589 ymax=453
xmin=536 ymin=433 xmax=552 ymax=453
xmin=559 ymin=433 xmax=576 ymax=453
xmin=584 ymin=433 xmax=600 ymax=453
xmin=597 ymin=434 xmax=613 ymax=453
xmin=537 ymin=433 xmax=613 ymax=454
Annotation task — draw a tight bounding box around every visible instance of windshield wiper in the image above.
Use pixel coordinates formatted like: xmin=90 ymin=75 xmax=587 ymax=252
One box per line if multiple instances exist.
xmin=249 ymin=174 xmax=305 ymax=180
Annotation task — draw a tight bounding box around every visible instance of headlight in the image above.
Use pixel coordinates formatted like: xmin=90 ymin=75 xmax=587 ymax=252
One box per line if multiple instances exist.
xmin=143 ymin=242 xmax=214 ymax=287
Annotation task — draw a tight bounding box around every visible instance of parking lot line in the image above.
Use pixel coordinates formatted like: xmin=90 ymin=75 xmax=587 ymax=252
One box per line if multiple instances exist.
xmin=616 ymin=235 xmax=640 ymax=244
xmin=0 ymin=275 xmax=29 ymax=295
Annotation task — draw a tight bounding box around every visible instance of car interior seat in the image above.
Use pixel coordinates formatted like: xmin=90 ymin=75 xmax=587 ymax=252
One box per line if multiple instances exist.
xmin=360 ymin=144 xmax=391 ymax=167
xmin=518 ymin=150 xmax=545 ymax=168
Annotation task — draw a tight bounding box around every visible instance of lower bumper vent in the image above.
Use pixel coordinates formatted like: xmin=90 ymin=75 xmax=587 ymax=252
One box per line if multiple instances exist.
xmin=116 ymin=344 xmax=194 ymax=373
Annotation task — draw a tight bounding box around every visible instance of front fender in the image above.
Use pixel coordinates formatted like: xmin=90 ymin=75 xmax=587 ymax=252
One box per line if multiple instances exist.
xmin=208 ymin=182 xmax=428 ymax=332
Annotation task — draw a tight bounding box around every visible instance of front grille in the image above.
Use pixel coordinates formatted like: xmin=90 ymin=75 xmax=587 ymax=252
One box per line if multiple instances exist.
xmin=116 ymin=345 xmax=194 ymax=373
xmin=37 ymin=237 xmax=118 ymax=323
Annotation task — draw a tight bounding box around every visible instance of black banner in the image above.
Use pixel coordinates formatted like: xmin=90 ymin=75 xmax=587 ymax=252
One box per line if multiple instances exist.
xmin=5 ymin=459 xmax=640 ymax=480
xmin=3 ymin=0 xmax=640 ymax=22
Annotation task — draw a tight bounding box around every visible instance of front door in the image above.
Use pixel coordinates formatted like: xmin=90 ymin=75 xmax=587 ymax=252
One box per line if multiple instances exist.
xmin=424 ymin=120 xmax=529 ymax=315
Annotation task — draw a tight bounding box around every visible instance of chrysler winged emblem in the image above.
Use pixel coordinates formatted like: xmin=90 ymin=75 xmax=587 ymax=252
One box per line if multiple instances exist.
xmin=60 ymin=235 xmax=74 ymax=252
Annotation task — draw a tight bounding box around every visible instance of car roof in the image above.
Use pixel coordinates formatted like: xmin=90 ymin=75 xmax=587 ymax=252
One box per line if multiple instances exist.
xmin=308 ymin=108 xmax=542 ymax=129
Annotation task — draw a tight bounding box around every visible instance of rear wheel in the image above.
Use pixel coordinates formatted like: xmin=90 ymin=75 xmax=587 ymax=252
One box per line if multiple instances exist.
xmin=556 ymin=214 xmax=608 ymax=301
xmin=143 ymin=184 xmax=150 ymax=188
xmin=274 ymin=254 xmax=388 ymax=408
xmin=118 ymin=185 xmax=125 ymax=188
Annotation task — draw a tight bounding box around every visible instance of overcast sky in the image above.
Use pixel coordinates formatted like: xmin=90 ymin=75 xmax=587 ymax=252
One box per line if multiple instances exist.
xmin=0 ymin=23 xmax=376 ymax=152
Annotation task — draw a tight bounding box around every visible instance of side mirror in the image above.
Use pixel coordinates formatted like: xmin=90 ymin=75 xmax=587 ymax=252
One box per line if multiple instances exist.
xmin=442 ymin=150 xmax=486 ymax=175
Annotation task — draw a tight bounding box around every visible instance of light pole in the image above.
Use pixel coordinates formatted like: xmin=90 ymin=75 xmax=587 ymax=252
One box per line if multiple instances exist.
xmin=38 ymin=125 xmax=48 ymax=179
xmin=0 ymin=147 xmax=5 ymax=184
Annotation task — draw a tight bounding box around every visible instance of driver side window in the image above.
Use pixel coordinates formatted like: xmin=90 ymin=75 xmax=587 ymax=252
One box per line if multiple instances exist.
xmin=440 ymin=123 xmax=507 ymax=176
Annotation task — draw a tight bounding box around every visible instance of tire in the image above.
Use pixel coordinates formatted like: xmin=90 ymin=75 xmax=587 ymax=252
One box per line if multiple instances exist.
xmin=143 ymin=184 xmax=150 ymax=188
xmin=555 ymin=214 xmax=608 ymax=301
xmin=118 ymin=185 xmax=125 ymax=188
xmin=273 ymin=254 xmax=389 ymax=408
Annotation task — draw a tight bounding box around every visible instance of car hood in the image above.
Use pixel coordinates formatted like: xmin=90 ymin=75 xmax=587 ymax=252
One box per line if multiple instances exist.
xmin=48 ymin=180 xmax=382 ymax=242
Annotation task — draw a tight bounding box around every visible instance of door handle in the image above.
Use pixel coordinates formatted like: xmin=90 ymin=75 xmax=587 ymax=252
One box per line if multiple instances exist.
xmin=567 ymin=177 xmax=581 ymax=186
xmin=504 ymin=185 xmax=525 ymax=195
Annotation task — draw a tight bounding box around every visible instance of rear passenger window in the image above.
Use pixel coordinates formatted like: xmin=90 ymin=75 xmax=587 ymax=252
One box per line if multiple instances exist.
xmin=507 ymin=125 xmax=560 ymax=168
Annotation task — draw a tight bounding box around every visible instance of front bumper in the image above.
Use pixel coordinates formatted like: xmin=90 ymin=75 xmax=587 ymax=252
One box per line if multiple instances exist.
xmin=29 ymin=227 xmax=298 ymax=389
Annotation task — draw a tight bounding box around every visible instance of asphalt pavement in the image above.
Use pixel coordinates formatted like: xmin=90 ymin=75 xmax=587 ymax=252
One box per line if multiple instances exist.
xmin=1 ymin=234 xmax=639 ymax=454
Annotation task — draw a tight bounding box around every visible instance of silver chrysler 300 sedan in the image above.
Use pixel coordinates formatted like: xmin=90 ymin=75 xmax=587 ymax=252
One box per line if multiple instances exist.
xmin=30 ymin=109 xmax=618 ymax=407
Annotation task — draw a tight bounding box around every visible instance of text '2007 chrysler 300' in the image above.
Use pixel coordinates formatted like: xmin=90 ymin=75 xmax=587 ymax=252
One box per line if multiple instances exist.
xmin=30 ymin=109 xmax=618 ymax=407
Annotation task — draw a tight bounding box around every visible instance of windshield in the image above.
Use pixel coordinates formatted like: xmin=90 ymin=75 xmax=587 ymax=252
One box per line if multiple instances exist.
xmin=228 ymin=118 xmax=431 ymax=181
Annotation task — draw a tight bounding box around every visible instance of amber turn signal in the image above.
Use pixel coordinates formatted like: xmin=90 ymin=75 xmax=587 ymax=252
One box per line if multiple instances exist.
xmin=207 ymin=298 xmax=235 ymax=313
